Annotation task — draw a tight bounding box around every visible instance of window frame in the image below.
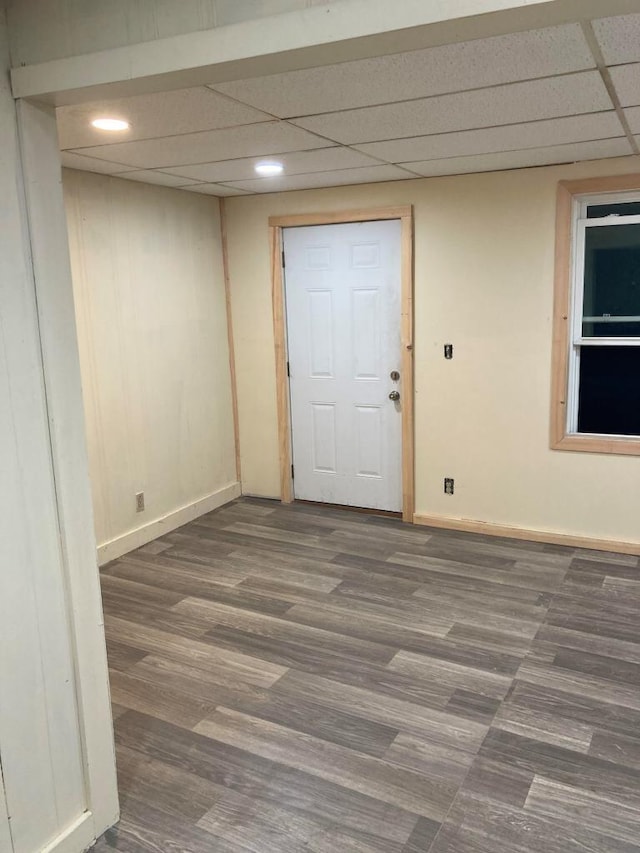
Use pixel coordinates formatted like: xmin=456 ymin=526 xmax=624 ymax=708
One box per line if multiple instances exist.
xmin=551 ymin=173 xmax=640 ymax=456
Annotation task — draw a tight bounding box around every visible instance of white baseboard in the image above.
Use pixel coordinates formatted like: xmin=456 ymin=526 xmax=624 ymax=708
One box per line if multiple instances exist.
xmin=97 ymin=481 xmax=241 ymax=565
xmin=413 ymin=512 xmax=640 ymax=556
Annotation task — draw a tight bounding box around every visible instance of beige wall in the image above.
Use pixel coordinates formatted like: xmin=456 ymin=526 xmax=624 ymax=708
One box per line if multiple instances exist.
xmin=225 ymin=155 xmax=640 ymax=545
xmin=64 ymin=169 xmax=237 ymax=558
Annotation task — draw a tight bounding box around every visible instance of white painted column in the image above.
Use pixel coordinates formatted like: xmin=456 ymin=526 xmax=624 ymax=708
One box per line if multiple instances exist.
xmin=16 ymin=95 xmax=120 ymax=846
xmin=0 ymin=8 xmax=118 ymax=853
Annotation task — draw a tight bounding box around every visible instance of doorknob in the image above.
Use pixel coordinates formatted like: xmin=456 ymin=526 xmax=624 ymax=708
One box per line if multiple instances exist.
xmin=389 ymin=390 xmax=400 ymax=401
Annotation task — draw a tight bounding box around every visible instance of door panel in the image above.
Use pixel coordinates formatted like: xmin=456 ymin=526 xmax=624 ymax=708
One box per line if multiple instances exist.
xmin=283 ymin=220 xmax=402 ymax=512
xmin=311 ymin=403 xmax=337 ymax=473
xmin=308 ymin=290 xmax=333 ymax=377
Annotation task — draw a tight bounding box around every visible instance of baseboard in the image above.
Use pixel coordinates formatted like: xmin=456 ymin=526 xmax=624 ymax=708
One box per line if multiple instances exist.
xmin=97 ymin=482 xmax=241 ymax=565
xmin=413 ymin=513 xmax=640 ymax=556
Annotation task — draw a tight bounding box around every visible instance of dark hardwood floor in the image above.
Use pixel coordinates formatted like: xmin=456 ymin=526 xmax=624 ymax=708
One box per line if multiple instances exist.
xmin=94 ymin=497 xmax=640 ymax=852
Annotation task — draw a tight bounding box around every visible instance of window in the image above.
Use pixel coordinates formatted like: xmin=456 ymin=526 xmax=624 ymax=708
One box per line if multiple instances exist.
xmin=551 ymin=176 xmax=640 ymax=456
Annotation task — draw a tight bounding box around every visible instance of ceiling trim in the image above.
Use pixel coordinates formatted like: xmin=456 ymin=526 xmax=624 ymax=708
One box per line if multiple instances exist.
xmin=12 ymin=0 xmax=640 ymax=106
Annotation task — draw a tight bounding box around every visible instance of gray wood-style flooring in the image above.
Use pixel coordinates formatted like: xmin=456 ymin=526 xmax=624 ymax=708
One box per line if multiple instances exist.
xmin=94 ymin=497 xmax=640 ymax=852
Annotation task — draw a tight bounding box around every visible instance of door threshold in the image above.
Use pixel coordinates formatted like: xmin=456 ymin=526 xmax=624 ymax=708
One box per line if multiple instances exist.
xmin=294 ymin=499 xmax=402 ymax=519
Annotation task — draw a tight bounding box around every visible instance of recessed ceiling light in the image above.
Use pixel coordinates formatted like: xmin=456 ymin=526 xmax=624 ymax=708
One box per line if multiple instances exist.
xmin=255 ymin=161 xmax=284 ymax=177
xmin=91 ymin=118 xmax=130 ymax=131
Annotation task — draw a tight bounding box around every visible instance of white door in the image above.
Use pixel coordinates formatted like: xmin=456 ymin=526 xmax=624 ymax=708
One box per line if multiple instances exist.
xmin=283 ymin=219 xmax=403 ymax=512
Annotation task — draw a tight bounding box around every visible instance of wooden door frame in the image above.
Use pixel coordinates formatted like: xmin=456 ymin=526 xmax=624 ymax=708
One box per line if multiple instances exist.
xmin=269 ymin=205 xmax=415 ymax=523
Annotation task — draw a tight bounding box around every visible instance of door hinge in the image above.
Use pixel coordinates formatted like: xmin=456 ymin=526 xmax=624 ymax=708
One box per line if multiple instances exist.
xmin=286 ymin=361 xmax=290 ymax=377
xmin=291 ymin=464 xmax=295 ymax=479
xmin=281 ymin=250 xmax=286 ymax=268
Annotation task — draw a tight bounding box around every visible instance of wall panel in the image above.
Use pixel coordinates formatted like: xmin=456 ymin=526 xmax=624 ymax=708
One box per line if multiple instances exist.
xmin=64 ymin=170 xmax=237 ymax=556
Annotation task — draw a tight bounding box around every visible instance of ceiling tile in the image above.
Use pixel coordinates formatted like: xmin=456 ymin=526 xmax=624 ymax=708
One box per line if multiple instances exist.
xmin=183 ymin=184 xmax=251 ymax=197
xmin=221 ymin=164 xmax=415 ymax=194
xmin=69 ymin=121 xmax=333 ymax=169
xmin=60 ymin=151 xmax=133 ymax=174
xmin=164 ymin=146 xmax=380 ymax=182
xmin=353 ymin=112 xmax=624 ymax=163
xmin=624 ymin=107 xmax=640 ymax=133
xmin=592 ymin=14 xmax=640 ymax=65
xmin=291 ymin=72 xmax=613 ymax=145
xmin=117 ymin=171 xmax=203 ymax=188
xmin=609 ymin=63 xmax=640 ymax=107
xmin=57 ymin=87 xmax=272 ymax=150
xmin=212 ymin=24 xmax=594 ymax=117
xmin=403 ymin=138 xmax=633 ymax=177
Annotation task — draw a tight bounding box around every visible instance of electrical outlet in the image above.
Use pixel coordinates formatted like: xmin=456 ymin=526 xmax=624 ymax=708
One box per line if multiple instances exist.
xmin=135 ymin=492 xmax=145 ymax=512
xmin=444 ymin=478 xmax=454 ymax=495
xmin=444 ymin=343 xmax=453 ymax=359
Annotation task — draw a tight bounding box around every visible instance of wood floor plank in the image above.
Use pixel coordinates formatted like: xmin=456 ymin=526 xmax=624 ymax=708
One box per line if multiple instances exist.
xmin=288 ymin=592 xmax=456 ymax=637
xmin=492 ymin=701 xmax=594 ymax=753
xmin=388 ymin=649 xmax=514 ymax=699
xmin=457 ymin=755 xmax=534 ymax=809
xmin=401 ymin=817 xmax=442 ymax=853
xmin=100 ymin=571 xmax=187 ymax=608
xmin=92 ymin=799 xmax=244 ymax=853
xmin=589 ymin=729 xmax=640 ymax=772
xmin=128 ymin=654 xmax=271 ymax=704
xmin=118 ymin=550 xmax=248 ymax=584
xmin=114 ymin=745 xmax=222 ymax=824
xmin=502 ymin=679 xmax=640 ymax=741
xmin=272 ymin=669 xmax=487 ymax=751
xmin=110 ymin=559 xmax=292 ymax=616
xmin=217 ymin=688 xmax=400 ymax=758
xmin=136 ymin=539 xmax=173 ymax=555
xmin=479 ymin=728 xmax=640 ymax=810
xmin=445 ymin=689 xmax=501 ymax=724
xmin=197 ymin=784 xmax=410 ymax=853
xmin=195 ymin=707 xmax=456 ymax=821
xmin=384 ymin=732 xmax=474 ymax=786
xmin=516 ymin=658 xmax=640 ymax=712
xmin=116 ymin=710 xmax=420 ymax=845
xmin=109 ymin=670 xmax=217 ymax=729
xmin=429 ymin=791 xmax=640 ymax=853
xmin=284 ymin=601 xmax=454 ymax=653
xmin=535 ymin=624 xmax=640 ymax=665
xmin=105 ymin=639 xmax=148 ymax=673
xmin=104 ymin=615 xmax=288 ymax=687
xmin=524 ymin=775 xmax=640 ymax=846
xmin=173 ymin=595 xmax=398 ymax=665
xmin=390 ymin=552 xmax=567 ymax=593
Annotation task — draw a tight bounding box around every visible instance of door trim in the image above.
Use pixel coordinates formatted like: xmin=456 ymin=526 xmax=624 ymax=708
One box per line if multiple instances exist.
xmin=269 ymin=205 xmax=415 ymax=522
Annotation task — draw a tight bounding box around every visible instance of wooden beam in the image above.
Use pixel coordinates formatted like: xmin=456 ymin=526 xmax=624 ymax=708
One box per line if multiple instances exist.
xmin=270 ymin=225 xmax=293 ymax=503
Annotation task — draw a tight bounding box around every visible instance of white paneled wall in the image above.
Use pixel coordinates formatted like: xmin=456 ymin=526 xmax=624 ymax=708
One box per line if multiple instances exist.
xmin=63 ymin=170 xmax=238 ymax=561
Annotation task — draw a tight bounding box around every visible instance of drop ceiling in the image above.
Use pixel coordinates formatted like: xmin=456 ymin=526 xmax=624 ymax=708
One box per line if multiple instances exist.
xmin=56 ymin=14 xmax=640 ymax=197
